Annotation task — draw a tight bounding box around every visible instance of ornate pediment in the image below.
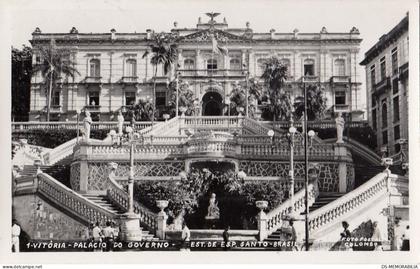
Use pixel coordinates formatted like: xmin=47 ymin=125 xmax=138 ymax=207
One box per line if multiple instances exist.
xmin=182 ymin=29 xmax=250 ymax=42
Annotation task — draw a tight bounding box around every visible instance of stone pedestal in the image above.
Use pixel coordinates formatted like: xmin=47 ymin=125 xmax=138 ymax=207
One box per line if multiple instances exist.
xmin=156 ymin=200 xmax=168 ymax=240
xmin=256 ymin=200 xmax=268 ymax=241
xmin=119 ymin=213 xmax=142 ymax=241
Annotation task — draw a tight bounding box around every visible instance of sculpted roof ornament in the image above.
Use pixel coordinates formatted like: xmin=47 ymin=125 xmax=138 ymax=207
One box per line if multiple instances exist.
xmin=350 ymin=27 xmax=360 ymax=34
xmin=33 ymin=27 xmax=42 ymax=34
xmin=320 ymin=27 xmax=328 ymax=34
xmin=183 ymin=28 xmax=248 ymax=41
xmin=205 ymin=12 xmax=221 ymax=23
xmin=70 ymin=27 xmax=78 ymax=34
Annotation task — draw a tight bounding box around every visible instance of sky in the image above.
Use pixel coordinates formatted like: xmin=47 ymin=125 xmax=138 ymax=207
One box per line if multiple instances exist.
xmin=3 ymin=0 xmax=417 ymax=111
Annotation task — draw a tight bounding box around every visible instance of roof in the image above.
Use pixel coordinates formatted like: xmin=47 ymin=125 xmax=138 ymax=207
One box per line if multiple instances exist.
xmin=360 ymin=14 xmax=408 ymax=65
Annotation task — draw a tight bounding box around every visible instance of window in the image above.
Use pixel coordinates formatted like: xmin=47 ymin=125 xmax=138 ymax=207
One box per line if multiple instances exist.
xmin=372 ymin=109 xmax=377 ymax=130
xmin=394 ymin=125 xmax=400 ymax=141
xmin=370 ymin=65 xmax=376 ymax=88
xmin=335 ymin=91 xmax=346 ymax=105
xmin=392 ymin=78 xmax=399 ymax=94
xmin=280 ymin=59 xmax=291 ymax=76
xmin=391 ymin=48 xmax=398 ymax=75
xmin=51 ymin=91 xmax=60 ymax=106
xmin=381 ymin=101 xmax=388 ymax=128
xmin=156 ymin=92 xmax=166 ymax=106
xmin=393 ymin=96 xmax=400 ymax=122
xmin=125 ymin=59 xmax=136 ymax=77
xmin=184 ymin=59 xmax=195 ymax=70
xmin=88 ymin=91 xmax=100 ymax=106
xmin=230 ymin=58 xmax=241 ymax=70
xmin=380 ymin=56 xmax=386 ymax=80
xmin=125 ymin=91 xmax=136 ymax=106
xmin=334 ymin=59 xmax=345 ymax=76
xmin=382 ymin=130 xmax=388 ymax=145
xmin=89 ymin=59 xmax=100 ymax=77
xmin=35 ymin=54 xmax=41 ymax=64
xmin=303 ymin=59 xmax=314 ymax=76
xmin=207 ymin=59 xmax=217 ymax=70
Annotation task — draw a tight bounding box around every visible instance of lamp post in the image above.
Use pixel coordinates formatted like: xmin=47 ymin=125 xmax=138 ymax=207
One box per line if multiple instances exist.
xmin=175 ymin=73 xmax=180 ymax=117
xmin=287 ymin=118 xmax=297 ymax=203
xmin=225 ymin=99 xmax=231 ymax=131
xmin=117 ymin=125 xmax=144 ymax=241
xmin=76 ymin=109 xmax=81 ymax=143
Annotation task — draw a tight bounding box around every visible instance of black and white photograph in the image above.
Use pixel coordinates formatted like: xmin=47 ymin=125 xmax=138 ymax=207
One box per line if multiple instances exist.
xmin=2 ymin=0 xmax=420 ymax=266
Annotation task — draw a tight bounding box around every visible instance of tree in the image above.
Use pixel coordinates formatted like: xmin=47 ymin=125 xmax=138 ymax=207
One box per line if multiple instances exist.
xmin=260 ymin=57 xmax=292 ymax=121
xmin=125 ymin=98 xmax=154 ymax=121
xmin=142 ymin=33 xmax=178 ymax=124
xmin=226 ymin=78 xmax=262 ymax=118
xmin=293 ymin=84 xmax=327 ymax=121
xmin=12 ymin=45 xmax=32 ymax=121
xmin=168 ymin=80 xmax=196 ymax=117
xmin=32 ymin=39 xmax=79 ymax=121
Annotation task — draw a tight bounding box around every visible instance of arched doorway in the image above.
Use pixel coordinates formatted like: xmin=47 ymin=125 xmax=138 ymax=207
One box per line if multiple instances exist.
xmin=202 ymin=91 xmax=223 ymax=116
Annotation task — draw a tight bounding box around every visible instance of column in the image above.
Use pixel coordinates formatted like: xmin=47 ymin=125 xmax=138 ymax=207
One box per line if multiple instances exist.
xmin=335 ymin=144 xmax=349 ymax=193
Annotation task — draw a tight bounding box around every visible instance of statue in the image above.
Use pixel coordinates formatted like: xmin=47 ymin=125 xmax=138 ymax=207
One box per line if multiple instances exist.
xmin=335 ymin=112 xmax=345 ymax=143
xmin=83 ymin=111 xmax=92 ymax=141
xmin=117 ymin=111 xmax=124 ymax=135
xmin=205 ymin=193 xmax=220 ymax=220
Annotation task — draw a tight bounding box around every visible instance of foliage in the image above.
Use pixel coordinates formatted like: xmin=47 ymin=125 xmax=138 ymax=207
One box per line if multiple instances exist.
xmin=168 ymin=80 xmax=197 ymax=117
xmin=13 ymin=129 xmax=109 ymax=148
xmin=12 ymin=46 xmax=32 ymax=122
xmin=124 ymin=98 xmax=154 ymax=121
xmin=32 ymin=39 xmax=80 ymax=121
xmin=143 ymin=32 xmax=179 ymax=121
xmin=225 ymin=78 xmax=262 ymax=118
xmin=293 ymin=84 xmax=327 ymax=121
xmin=260 ymin=57 xmax=293 ymax=121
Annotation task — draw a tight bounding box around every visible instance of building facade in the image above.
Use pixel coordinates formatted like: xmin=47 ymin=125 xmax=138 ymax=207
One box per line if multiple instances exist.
xmin=360 ymin=14 xmax=409 ymax=156
xmin=29 ymin=13 xmax=363 ymax=122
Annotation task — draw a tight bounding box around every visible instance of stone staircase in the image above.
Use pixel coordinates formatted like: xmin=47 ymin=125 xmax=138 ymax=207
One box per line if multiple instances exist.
xmin=82 ymin=194 xmax=159 ymax=241
xmin=308 ymin=192 xmax=344 ymax=213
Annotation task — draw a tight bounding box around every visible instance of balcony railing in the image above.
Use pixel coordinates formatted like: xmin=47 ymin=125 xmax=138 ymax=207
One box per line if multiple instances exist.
xmin=373 ymin=77 xmax=390 ymax=96
xmin=12 ymin=121 xmax=154 ymax=131
xmin=399 ymin=62 xmax=408 ymax=80
xmin=330 ymin=76 xmax=350 ymax=84
xmin=84 ymin=105 xmax=101 ymax=111
xmin=271 ymin=120 xmax=369 ymax=130
xmin=121 ymin=76 xmax=139 ymax=84
xmin=333 ymin=104 xmax=350 ymax=112
xmin=84 ymin=76 xmax=102 ymax=84
xmin=178 ymin=69 xmax=247 ymax=77
xmin=299 ymin=75 xmax=319 ymax=83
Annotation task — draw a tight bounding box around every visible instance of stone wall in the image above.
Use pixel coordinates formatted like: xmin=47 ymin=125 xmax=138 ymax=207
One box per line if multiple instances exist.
xmin=86 ymin=161 xmax=184 ymax=191
xmin=13 ymin=194 xmax=88 ymax=240
xmin=346 ymin=163 xmax=355 ymax=192
xmin=70 ymin=162 xmax=81 ymax=191
xmin=239 ymin=161 xmax=340 ymax=192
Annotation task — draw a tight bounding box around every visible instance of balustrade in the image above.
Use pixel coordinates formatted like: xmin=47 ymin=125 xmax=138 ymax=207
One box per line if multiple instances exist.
xmin=37 ymin=173 xmax=116 ymax=224
xmin=12 ymin=121 xmax=154 ymax=132
xmin=307 ymin=172 xmax=388 ymax=234
xmin=107 ymin=176 xmax=157 ymax=231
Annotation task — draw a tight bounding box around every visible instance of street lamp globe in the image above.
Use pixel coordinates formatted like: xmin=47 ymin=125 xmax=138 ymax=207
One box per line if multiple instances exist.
xmin=267 ymin=130 xmax=275 ymax=138
xmin=76 ymin=109 xmax=81 ymax=115
xmin=109 ymin=130 xmax=117 ymax=137
xmin=225 ymin=99 xmax=231 ymax=105
xmin=289 ymin=126 xmax=297 ymax=134
xmin=237 ymin=170 xmax=247 ymax=180
xmin=308 ymin=130 xmax=315 ymax=138
xmin=125 ymin=126 xmax=133 ymax=133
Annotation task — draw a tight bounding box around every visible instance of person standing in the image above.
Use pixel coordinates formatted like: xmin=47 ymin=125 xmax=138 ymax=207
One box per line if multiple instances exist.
xmin=401 ymin=225 xmax=410 ymax=250
xmin=92 ymin=221 xmax=102 ymax=252
xmin=222 ymin=226 xmax=230 ymax=251
xmin=102 ymin=221 xmax=115 ymax=252
xmin=11 ymin=219 xmax=21 ymax=253
xmin=181 ymin=223 xmax=190 ymax=251
xmin=339 ymin=221 xmax=352 ymax=251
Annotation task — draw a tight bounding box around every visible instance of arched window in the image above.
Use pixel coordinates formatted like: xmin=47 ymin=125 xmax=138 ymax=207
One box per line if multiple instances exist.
xmin=230 ymin=58 xmax=241 ymax=70
xmin=256 ymin=59 xmax=266 ymax=76
xmin=207 ymin=59 xmax=217 ymax=70
xmin=303 ymin=59 xmax=315 ymax=76
xmin=184 ymin=59 xmax=195 ymax=70
xmin=89 ymin=59 xmax=100 ymax=77
xmin=125 ymin=59 xmax=137 ymax=77
xmin=334 ymin=59 xmax=345 ymax=76
xmin=382 ymin=101 xmax=388 ymax=128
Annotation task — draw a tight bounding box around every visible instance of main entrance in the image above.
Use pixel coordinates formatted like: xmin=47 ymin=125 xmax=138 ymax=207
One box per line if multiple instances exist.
xmin=202 ymin=91 xmax=223 ymax=116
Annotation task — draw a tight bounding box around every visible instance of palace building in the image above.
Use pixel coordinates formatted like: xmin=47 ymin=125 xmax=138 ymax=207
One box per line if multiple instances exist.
xmin=360 ymin=14 xmax=409 ymax=157
xmin=29 ymin=13 xmax=363 ymax=122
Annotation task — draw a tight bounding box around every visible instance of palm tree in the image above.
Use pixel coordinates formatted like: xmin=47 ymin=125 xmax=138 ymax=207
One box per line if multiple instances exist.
xmin=32 ymin=39 xmax=79 ymax=121
xmin=168 ymin=80 xmax=195 ymax=117
xmin=293 ymin=84 xmax=327 ymax=121
xmin=143 ymin=33 xmax=178 ymax=127
xmin=260 ymin=57 xmax=292 ymax=121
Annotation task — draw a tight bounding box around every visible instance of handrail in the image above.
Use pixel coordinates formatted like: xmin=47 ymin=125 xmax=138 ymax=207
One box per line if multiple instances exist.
xmin=242 ymin=117 xmax=271 ymax=135
xmin=12 ymin=121 xmax=154 ymax=131
xmin=265 ymin=180 xmax=319 ymax=236
xmin=142 ymin=117 xmax=179 ymax=136
xmin=37 ymin=173 xmax=116 ymax=225
xmin=324 ymin=137 xmax=382 ymax=165
xmin=106 ymin=175 xmax=157 ymax=232
xmin=41 ymin=137 xmax=78 ymax=165
xmin=308 ymin=172 xmax=389 ymax=235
